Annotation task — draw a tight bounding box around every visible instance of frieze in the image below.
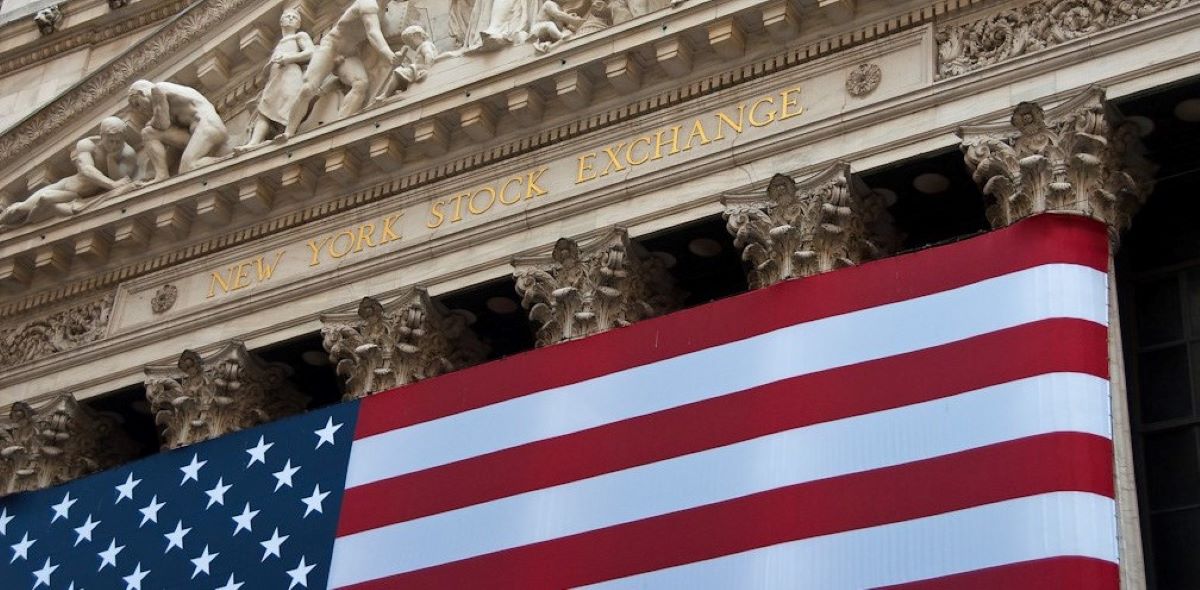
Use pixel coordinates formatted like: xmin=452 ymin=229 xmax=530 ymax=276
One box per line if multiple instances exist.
xmin=0 ymin=293 xmax=113 ymax=372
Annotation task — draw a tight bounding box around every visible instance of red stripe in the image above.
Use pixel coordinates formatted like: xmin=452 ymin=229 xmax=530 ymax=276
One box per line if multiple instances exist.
xmin=875 ymin=556 xmax=1119 ymax=590
xmin=337 ymin=318 xmax=1107 ymax=536
xmin=355 ymin=214 xmax=1109 ymax=438
xmin=338 ymin=432 xmax=1115 ymax=590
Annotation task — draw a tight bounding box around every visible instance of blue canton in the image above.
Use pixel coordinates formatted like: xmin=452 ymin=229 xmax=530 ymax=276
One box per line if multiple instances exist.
xmin=0 ymin=402 xmax=359 ymax=590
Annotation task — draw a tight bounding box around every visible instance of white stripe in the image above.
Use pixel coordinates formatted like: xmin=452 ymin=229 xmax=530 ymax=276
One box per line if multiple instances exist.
xmin=583 ymin=492 xmax=1118 ymax=590
xmin=329 ymin=372 xmax=1111 ymax=587
xmin=346 ymin=264 xmax=1107 ymax=488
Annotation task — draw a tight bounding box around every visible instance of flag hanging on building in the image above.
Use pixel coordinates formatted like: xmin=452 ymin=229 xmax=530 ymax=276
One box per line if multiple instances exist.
xmin=0 ymin=213 xmax=1118 ymax=589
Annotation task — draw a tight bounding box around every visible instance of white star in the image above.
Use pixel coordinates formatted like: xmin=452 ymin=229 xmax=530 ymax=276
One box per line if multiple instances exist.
xmin=260 ymin=528 xmax=289 ymax=562
xmin=97 ymin=538 xmax=124 ymax=571
xmin=114 ymin=473 xmax=141 ymax=503
xmin=51 ymin=492 xmax=76 ymax=523
xmin=74 ymin=515 xmax=100 ymax=546
xmin=163 ymin=520 xmax=191 ymax=553
xmin=205 ymin=477 xmax=232 ymax=509
xmin=10 ymin=532 xmax=34 ymax=562
xmin=246 ymin=436 xmax=274 ymax=467
xmin=180 ymin=454 xmax=207 ymax=484
xmin=139 ymin=495 xmax=165 ymax=527
xmin=301 ymin=484 xmax=330 ymax=518
xmin=215 ymin=573 xmax=244 ymax=590
xmin=314 ymin=417 xmax=343 ymax=448
xmin=68 ymin=583 xmax=80 ymax=590
xmin=287 ymin=556 xmax=317 ymax=589
xmin=189 ymin=545 xmax=218 ymax=579
xmin=122 ymin=563 xmax=149 ymax=590
xmin=32 ymin=557 xmax=57 ymax=588
xmin=273 ymin=460 xmax=301 ymax=491
xmin=0 ymin=507 xmax=12 ymax=536
xmin=232 ymin=503 xmax=259 ymax=536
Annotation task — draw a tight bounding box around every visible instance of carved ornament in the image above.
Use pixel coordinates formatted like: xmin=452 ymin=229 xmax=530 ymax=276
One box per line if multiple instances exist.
xmin=151 ymin=284 xmax=178 ymax=314
xmin=0 ymin=393 xmax=137 ymax=496
xmin=0 ymin=294 xmax=114 ymax=373
xmin=144 ymin=342 xmax=307 ymax=449
xmin=513 ymin=228 xmax=682 ymax=348
xmin=846 ymin=63 xmax=882 ymax=97
xmin=723 ymin=163 xmax=898 ymax=290
xmin=959 ymin=87 xmax=1156 ymax=236
xmin=34 ymin=6 xmax=64 ymax=36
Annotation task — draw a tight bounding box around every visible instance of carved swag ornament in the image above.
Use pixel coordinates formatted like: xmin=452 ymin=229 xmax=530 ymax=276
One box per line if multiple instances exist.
xmin=320 ymin=290 xmax=488 ymax=400
xmin=514 ymin=229 xmax=682 ymax=348
xmin=0 ymin=294 xmax=114 ymax=372
xmin=144 ymin=342 xmax=307 ymax=449
xmin=723 ymin=164 xmax=898 ymax=290
xmin=0 ymin=394 xmax=137 ymax=496
xmin=959 ymin=88 xmax=1155 ymax=236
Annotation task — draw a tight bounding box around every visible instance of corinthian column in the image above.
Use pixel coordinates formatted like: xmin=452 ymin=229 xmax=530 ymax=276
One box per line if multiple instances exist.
xmin=723 ymin=162 xmax=898 ymax=289
xmin=0 ymin=393 xmax=137 ymax=496
xmin=959 ymin=87 xmax=1156 ymax=238
xmin=514 ymin=228 xmax=682 ymax=348
xmin=144 ymin=342 xmax=307 ymax=449
xmin=320 ymin=290 xmax=488 ymax=400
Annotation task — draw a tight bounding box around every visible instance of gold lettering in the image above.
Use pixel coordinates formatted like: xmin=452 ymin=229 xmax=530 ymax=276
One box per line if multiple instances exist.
xmin=713 ymin=104 xmax=746 ymax=141
xmin=748 ymin=97 xmax=777 ymax=128
xmin=684 ymin=119 xmax=712 ymax=151
xmin=306 ymin=237 xmax=330 ymax=267
xmin=627 ymin=136 xmax=653 ymax=166
xmin=427 ymin=200 xmax=446 ymax=229
xmin=652 ymin=125 xmax=683 ymax=160
xmin=600 ymin=143 xmax=627 ymax=177
xmin=354 ymin=224 xmax=377 ymax=253
xmin=526 ymin=168 xmax=549 ymax=200
xmin=576 ymin=152 xmax=598 ymax=184
xmin=231 ymin=262 xmax=253 ymax=290
xmin=448 ymin=193 xmax=469 ymax=223
xmin=380 ymin=213 xmax=403 ymax=243
xmin=780 ymin=87 xmax=803 ymax=121
xmin=499 ymin=176 xmax=524 ymax=205
xmin=328 ymin=230 xmax=355 ymax=259
xmin=207 ymin=270 xmax=232 ymax=299
xmin=469 ymin=187 xmax=497 ymax=215
xmin=255 ymin=250 xmax=285 ymax=282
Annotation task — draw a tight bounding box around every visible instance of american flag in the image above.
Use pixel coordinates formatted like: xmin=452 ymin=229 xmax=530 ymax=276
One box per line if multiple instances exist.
xmin=1 ymin=213 xmax=1119 ymax=589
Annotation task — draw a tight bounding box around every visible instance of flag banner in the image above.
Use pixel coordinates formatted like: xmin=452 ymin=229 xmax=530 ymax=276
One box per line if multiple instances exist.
xmin=0 ymin=213 xmax=1118 ymax=589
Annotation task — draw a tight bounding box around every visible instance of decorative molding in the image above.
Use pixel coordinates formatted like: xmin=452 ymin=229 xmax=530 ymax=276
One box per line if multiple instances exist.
xmin=959 ymin=87 xmax=1156 ymax=237
xmin=33 ymin=5 xmax=63 ymax=36
xmin=0 ymin=293 xmax=113 ymax=372
xmin=143 ymin=341 xmax=306 ymax=449
xmin=150 ymin=284 xmax=177 ymax=314
xmin=723 ymin=163 xmax=897 ymax=290
xmin=0 ymin=393 xmax=137 ymax=495
xmin=845 ymin=62 xmax=881 ymax=97
xmin=514 ymin=228 xmax=682 ymax=348
xmin=936 ymin=0 xmax=1191 ymax=79
xmin=320 ymin=290 xmax=488 ymax=400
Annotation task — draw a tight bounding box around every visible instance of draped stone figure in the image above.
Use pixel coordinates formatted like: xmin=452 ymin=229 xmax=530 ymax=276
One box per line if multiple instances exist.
xmin=0 ymin=117 xmax=136 ymax=229
xmin=127 ymin=80 xmax=233 ymax=183
xmin=464 ymin=0 xmax=539 ymax=51
xmin=237 ymin=8 xmax=314 ymax=153
xmin=449 ymin=0 xmax=476 ymax=47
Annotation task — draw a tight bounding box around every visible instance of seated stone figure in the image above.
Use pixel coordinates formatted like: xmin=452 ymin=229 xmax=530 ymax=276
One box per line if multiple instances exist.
xmin=127 ymin=80 xmax=232 ymax=184
xmin=371 ymin=26 xmax=441 ymax=105
xmin=0 ymin=117 xmax=137 ymax=229
xmin=531 ymin=1 xmax=585 ymax=52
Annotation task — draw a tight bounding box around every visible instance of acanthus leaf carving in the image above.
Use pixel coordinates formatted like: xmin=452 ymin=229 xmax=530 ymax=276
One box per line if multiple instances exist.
xmin=0 ymin=393 xmax=137 ymax=496
xmin=513 ymin=228 xmax=683 ymax=348
xmin=320 ymin=289 xmax=488 ymax=400
xmin=143 ymin=342 xmax=307 ymax=450
xmin=722 ymin=163 xmax=898 ymax=290
xmin=0 ymin=293 xmax=114 ymax=372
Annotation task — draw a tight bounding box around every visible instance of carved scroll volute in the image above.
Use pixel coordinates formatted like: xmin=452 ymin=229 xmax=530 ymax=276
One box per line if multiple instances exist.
xmin=144 ymin=342 xmax=307 ymax=449
xmin=320 ymin=290 xmax=488 ymax=400
xmin=513 ymin=229 xmax=683 ymax=348
xmin=723 ymin=163 xmax=898 ymax=290
xmin=959 ymin=87 xmax=1156 ymax=239
xmin=0 ymin=393 xmax=137 ymax=496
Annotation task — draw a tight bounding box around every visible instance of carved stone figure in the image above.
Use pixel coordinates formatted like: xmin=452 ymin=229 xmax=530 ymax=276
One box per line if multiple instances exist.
xmin=0 ymin=394 xmax=137 ymax=496
xmin=34 ymin=6 xmax=63 ymax=35
xmin=237 ymin=8 xmax=315 ymax=153
xmin=449 ymin=0 xmax=477 ymax=47
xmin=513 ymin=229 xmax=682 ymax=347
xmin=531 ymin=1 xmax=585 ymax=52
xmin=371 ymin=26 xmax=441 ymax=105
xmin=723 ymin=164 xmax=898 ymax=290
xmin=0 ymin=118 xmax=136 ymax=229
xmin=320 ymin=291 xmax=488 ymax=400
xmin=0 ymin=295 xmax=113 ymax=372
xmin=144 ymin=343 xmax=307 ymax=449
xmin=959 ymin=87 xmax=1156 ymax=239
xmin=280 ymin=0 xmax=403 ymax=141
xmin=127 ymin=80 xmax=233 ymax=183
xmin=464 ymin=0 xmax=538 ymax=51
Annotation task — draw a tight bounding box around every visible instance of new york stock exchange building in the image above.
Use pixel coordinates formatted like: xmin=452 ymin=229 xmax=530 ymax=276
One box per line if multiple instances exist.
xmin=0 ymin=0 xmax=1197 ymax=587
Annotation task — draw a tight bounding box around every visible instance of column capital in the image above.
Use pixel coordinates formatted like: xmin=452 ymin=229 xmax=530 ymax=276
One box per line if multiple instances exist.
xmin=723 ymin=162 xmax=898 ymax=290
xmin=959 ymin=87 xmax=1156 ymax=236
xmin=320 ymin=290 xmax=488 ymax=400
xmin=0 ymin=393 xmax=137 ymax=496
xmin=144 ymin=342 xmax=307 ymax=449
xmin=513 ymin=228 xmax=682 ymax=348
